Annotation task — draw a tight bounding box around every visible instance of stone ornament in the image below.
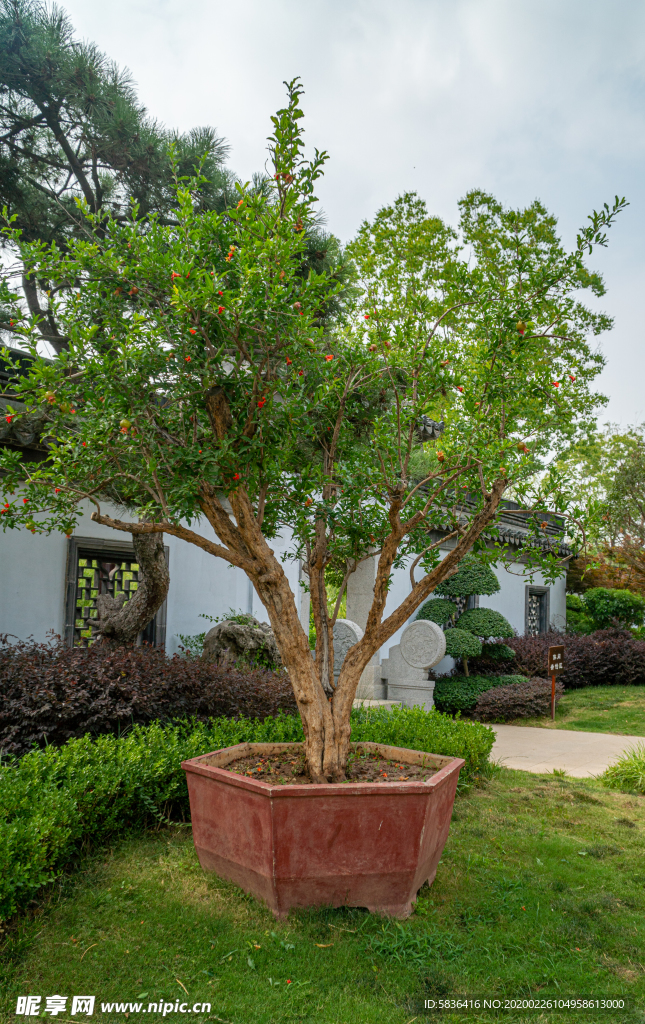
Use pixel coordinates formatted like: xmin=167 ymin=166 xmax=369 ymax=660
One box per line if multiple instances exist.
xmin=332 ymin=619 xmax=364 ymax=677
xmin=400 ymin=619 xmax=446 ymax=669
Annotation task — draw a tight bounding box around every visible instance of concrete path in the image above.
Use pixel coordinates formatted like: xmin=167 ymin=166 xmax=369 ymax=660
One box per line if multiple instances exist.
xmin=491 ymin=724 xmax=644 ymax=778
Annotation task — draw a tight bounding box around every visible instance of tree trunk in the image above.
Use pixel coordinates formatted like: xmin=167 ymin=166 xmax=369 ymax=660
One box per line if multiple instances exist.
xmin=93 ymin=476 xmax=505 ymax=780
xmin=95 ymin=530 xmax=169 ymax=644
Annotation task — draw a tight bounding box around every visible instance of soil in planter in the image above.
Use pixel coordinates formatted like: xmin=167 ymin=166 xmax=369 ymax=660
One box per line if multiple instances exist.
xmin=225 ymin=749 xmax=440 ymax=785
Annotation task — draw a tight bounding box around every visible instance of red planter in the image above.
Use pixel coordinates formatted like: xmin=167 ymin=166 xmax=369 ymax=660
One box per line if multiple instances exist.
xmin=182 ymin=741 xmax=464 ymax=919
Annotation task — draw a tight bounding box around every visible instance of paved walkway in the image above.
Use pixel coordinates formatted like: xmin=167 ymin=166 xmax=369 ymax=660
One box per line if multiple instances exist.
xmin=491 ymin=724 xmax=644 ymax=777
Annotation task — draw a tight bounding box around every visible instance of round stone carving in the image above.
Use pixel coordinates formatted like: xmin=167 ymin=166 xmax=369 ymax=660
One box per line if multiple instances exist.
xmin=332 ymin=619 xmax=364 ymax=676
xmin=400 ymin=619 xmax=446 ymax=669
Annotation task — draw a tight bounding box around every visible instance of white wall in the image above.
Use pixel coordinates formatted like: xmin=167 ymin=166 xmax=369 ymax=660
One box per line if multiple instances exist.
xmin=484 ymin=563 xmax=567 ymax=636
xmin=0 ymin=497 xmax=304 ymax=652
xmin=0 ymin=526 xmax=68 ymax=642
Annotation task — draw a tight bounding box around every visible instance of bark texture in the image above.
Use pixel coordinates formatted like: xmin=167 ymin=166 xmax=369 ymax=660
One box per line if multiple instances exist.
xmin=94 ymin=530 xmax=169 ymax=644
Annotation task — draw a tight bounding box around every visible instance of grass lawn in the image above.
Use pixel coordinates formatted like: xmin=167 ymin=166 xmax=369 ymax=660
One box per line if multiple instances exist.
xmin=1 ymin=770 xmax=644 ymax=1024
xmin=503 ymin=686 xmax=645 ymax=736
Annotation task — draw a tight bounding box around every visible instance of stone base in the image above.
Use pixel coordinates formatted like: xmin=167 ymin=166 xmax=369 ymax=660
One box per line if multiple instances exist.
xmin=385 ymin=680 xmax=435 ymax=711
xmin=355 ymin=662 xmax=384 ymax=700
xmin=353 ymin=699 xmax=401 ymax=710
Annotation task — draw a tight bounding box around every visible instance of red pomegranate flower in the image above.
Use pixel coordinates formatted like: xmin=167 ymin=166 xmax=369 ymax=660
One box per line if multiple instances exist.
xmin=325 ymin=355 xmax=334 ymax=362
xmin=185 ymin=356 xmax=191 ymax=362
xmin=218 ymin=306 xmax=225 ymax=314
xmin=189 ymin=328 xmax=196 ymax=335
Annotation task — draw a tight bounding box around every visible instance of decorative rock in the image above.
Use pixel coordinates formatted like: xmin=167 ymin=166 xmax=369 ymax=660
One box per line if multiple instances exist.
xmin=202 ymin=617 xmax=281 ymax=668
xmin=400 ymin=619 xmax=446 ymax=670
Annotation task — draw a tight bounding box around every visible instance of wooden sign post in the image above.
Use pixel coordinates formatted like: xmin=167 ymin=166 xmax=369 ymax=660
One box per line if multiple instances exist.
xmin=548 ymin=644 xmax=564 ymax=721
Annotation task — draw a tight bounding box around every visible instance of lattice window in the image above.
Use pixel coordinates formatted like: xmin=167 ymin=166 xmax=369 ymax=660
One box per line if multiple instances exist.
xmin=74 ymin=556 xmax=141 ymax=647
xmin=454 ymin=594 xmax=478 ymax=619
xmin=527 ymin=590 xmax=547 ymax=635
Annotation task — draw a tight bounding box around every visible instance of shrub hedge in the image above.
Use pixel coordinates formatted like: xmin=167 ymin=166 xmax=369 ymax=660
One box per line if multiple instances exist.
xmin=469 ymin=629 xmax=645 ymax=688
xmin=0 ymin=636 xmax=297 ymax=756
xmin=0 ymin=707 xmax=494 ymax=922
xmin=474 ymin=678 xmax=564 ymax=721
xmin=433 ymin=675 xmax=526 ymax=715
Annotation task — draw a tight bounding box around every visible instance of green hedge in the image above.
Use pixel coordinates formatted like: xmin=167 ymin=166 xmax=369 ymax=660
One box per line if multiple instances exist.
xmin=434 ymin=675 xmax=527 ymax=715
xmin=0 ymin=708 xmax=493 ymax=922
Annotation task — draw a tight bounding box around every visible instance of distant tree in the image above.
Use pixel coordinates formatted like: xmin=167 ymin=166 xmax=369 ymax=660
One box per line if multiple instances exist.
xmin=567 ymin=429 xmax=645 ymax=597
xmin=0 ymin=0 xmax=234 ymax=356
xmin=568 ymin=587 xmax=645 ymax=632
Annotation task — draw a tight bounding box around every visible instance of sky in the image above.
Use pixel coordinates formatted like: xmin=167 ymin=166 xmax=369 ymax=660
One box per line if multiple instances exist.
xmin=62 ymin=0 xmax=645 ymax=428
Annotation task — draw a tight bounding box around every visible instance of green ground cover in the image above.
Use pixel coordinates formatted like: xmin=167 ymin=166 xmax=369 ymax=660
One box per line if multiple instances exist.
xmin=505 ymin=686 xmax=645 ymax=736
xmin=2 ymin=770 xmax=644 ymax=1024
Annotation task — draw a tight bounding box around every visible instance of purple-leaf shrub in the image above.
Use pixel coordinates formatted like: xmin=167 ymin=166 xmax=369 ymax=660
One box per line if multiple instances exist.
xmin=0 ymin=635 xmax=297 ymax=756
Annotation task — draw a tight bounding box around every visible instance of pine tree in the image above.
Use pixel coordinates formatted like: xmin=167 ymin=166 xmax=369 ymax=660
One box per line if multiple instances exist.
xmin=0 ymin=0 xmax=234 ymax=354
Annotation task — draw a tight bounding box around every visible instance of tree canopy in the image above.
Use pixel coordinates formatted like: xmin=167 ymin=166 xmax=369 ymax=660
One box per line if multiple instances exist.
xmin=0 ymin=79 xmax=626 ymax=780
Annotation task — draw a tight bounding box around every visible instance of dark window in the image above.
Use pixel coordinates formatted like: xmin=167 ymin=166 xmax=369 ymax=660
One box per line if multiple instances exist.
xmin=64 ymin=538 xmax=167 ymax=648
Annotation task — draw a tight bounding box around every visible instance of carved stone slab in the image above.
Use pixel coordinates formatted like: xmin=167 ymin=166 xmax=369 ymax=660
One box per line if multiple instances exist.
xmin=400 ymin=619 xmax=446 ymax=670
xmin=333 ymin=619 xmax=364 ymax=679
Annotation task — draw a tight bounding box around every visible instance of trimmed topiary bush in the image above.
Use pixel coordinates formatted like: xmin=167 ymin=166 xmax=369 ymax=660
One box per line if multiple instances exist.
xmin=455 ymin=607 xmax=514 ymax=638
xmin=416 ymin=598 xmax=456 ymax=625
xmin=444 ymin=628 xmax=482 ymax=674
xmin=474 ymin=677 xmax=563 ymax=721
xmin=481 ymin=642 xmax=516 ymax=661
xmin=435 ymin=555 xmax=500 ymax=598
xmin=434 ymin=674 xmax=526 ymax=715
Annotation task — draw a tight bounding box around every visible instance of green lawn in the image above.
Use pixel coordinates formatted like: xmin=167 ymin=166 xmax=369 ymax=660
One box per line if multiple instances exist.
xmin=2 ymin=770 xmax=644 ymax=1024
xmin=504 ymin=686 xmax=645 ymax=736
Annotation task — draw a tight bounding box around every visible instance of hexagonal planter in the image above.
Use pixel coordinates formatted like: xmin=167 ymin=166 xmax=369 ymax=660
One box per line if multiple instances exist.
xmin=181 ymin=740 xmax=464 ymax=918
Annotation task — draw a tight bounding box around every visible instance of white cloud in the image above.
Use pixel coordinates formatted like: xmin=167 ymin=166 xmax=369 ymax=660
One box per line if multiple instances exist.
xmin=61 ymin=0 xmax=645 ymax=424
